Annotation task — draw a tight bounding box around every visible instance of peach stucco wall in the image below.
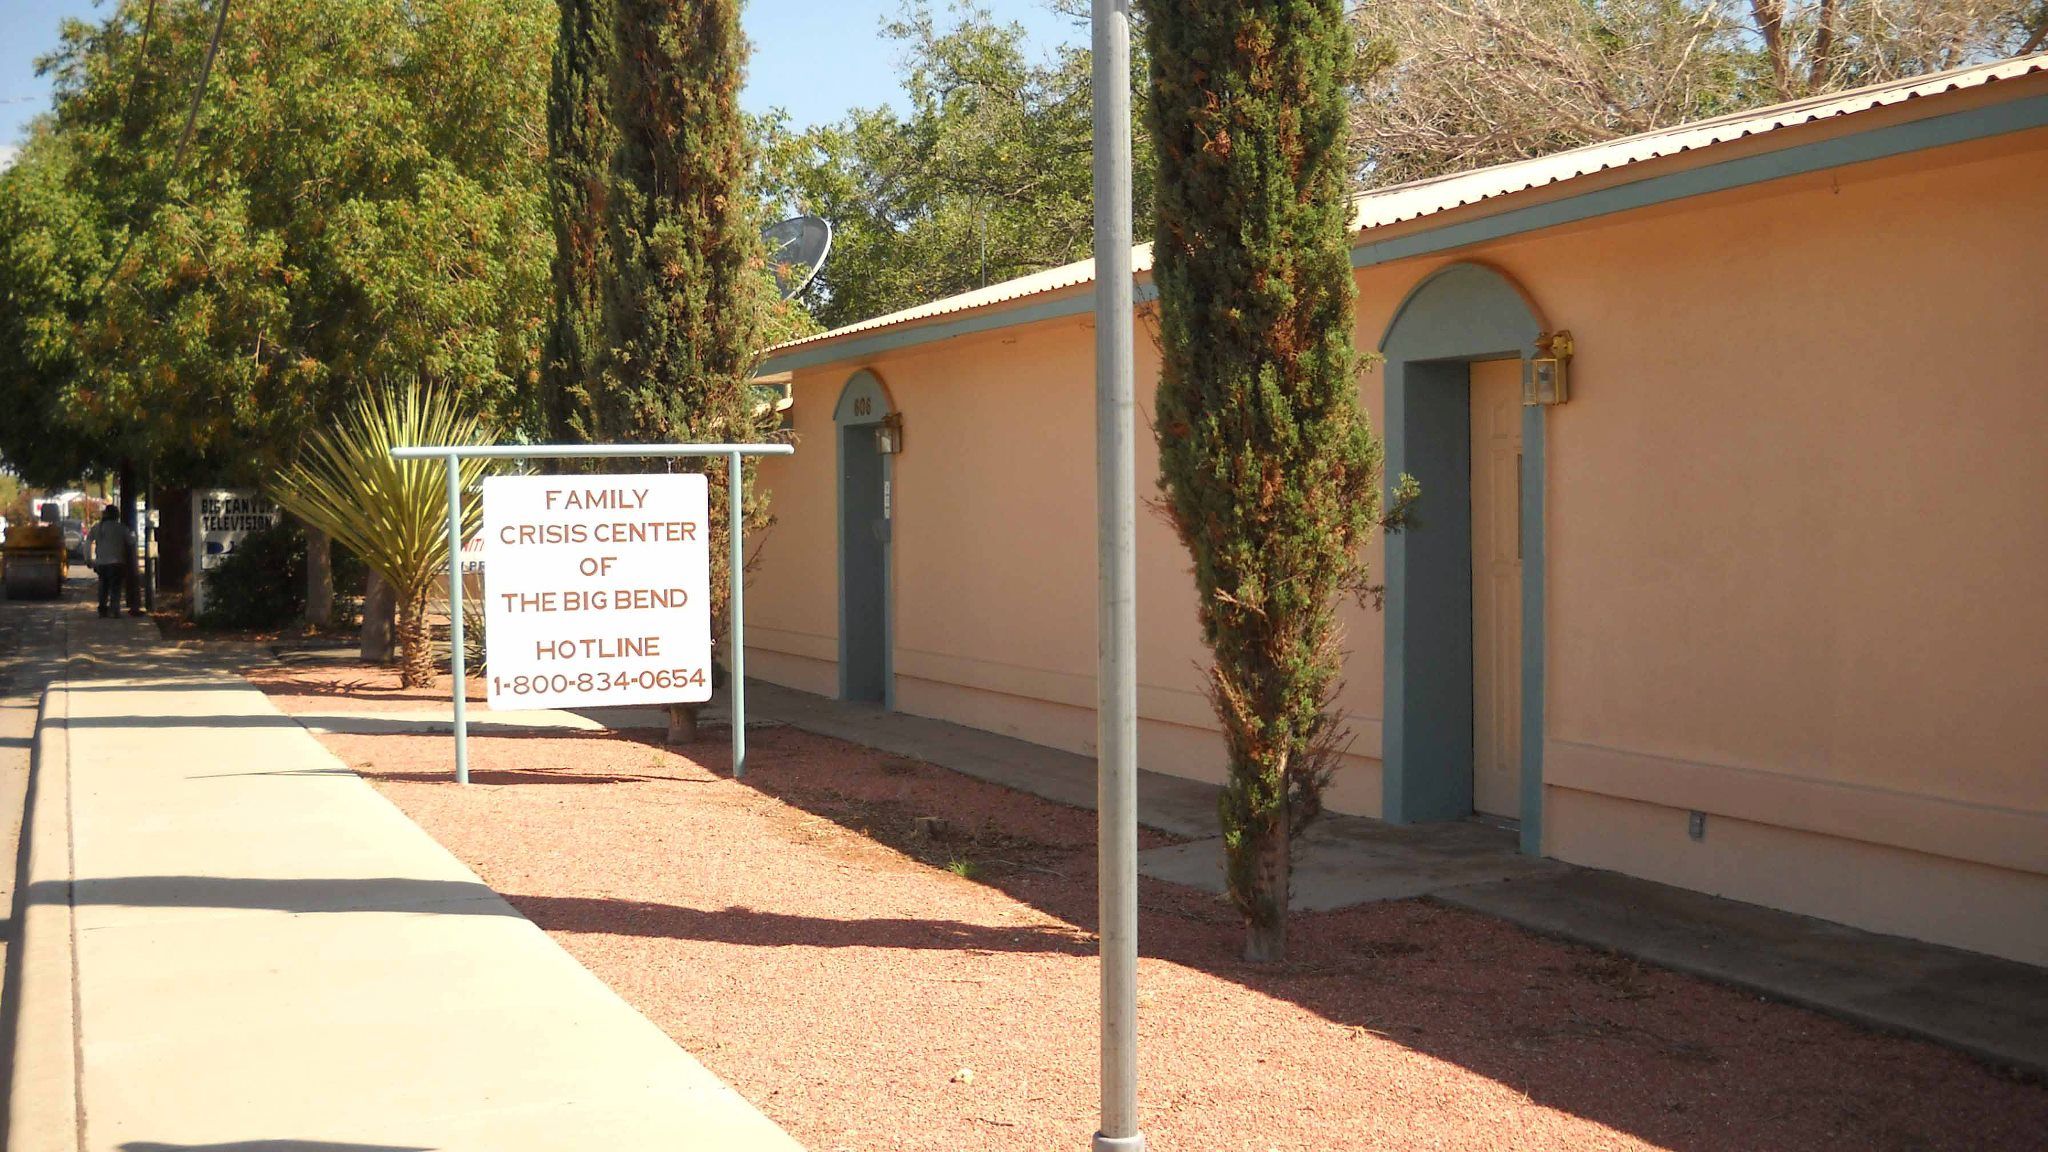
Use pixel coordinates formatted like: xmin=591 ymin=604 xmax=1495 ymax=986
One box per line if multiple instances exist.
xmin=757 ymin=306 xmax=1392 ymax=817
xmin=746 ymin=124 xmax=2048 ymax=965
xmin=1484 ymin=129 xmax=2048 ymax=965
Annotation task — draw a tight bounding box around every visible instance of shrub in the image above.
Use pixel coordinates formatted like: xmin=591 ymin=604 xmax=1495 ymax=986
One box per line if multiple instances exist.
xmin=197 ymin=519 xmax=305 ymax=629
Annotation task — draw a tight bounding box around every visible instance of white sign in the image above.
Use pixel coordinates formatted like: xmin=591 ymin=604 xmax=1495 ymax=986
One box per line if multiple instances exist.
xmin=191 ymin=489 xmax=281 ymax=616
xmin=482 ymin=473 xmax=711 ymax=710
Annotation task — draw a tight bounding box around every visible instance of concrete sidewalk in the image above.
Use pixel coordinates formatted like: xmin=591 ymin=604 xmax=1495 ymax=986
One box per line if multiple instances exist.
xmin=10 ymin=622 xmax=803 ymax=1150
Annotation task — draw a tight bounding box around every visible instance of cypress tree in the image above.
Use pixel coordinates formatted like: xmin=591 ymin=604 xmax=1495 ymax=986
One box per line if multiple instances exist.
xmin=1145 ymin=0 xmax=1389 ymax=961
xmin=603 ymin=0 xmax=771 ymax=738
xmin=542 ymin=0 xmax=620 ymax=442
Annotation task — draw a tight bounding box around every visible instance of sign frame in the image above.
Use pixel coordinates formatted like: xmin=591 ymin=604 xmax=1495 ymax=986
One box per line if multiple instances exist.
xmin=388 ymin=442 xmax=795 ymax=784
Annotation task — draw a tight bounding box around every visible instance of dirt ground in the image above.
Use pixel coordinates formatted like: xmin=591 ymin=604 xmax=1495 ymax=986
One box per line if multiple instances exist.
xmin=253 ymin=663 xmax=2048 ymax=1152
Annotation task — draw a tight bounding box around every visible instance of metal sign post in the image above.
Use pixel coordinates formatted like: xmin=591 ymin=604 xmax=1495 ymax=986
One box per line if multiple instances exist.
xmin=390 ymin=442 xmax=794 ymax=784
xmin=1091 ymin=0 xmax=1145 ymax=1149
xmin=445 ymin=453 xmax=468 ymax=784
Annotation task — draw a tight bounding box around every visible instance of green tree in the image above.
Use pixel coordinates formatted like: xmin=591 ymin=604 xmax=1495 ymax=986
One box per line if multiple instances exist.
xmin=1147 ymin=0 xmax=1390 ymax=962
xmin=758 ymin=2 xmax=1152 ymax=329
xmin=571 ymin=0 xmax=770 ymax=741
xmin=4 ymin=0 xmax=553 ymax=486
xmin=543 ymin=0 xmax=621 ymax=443
xmin=0 ymin=132 xmax=115 ymax=487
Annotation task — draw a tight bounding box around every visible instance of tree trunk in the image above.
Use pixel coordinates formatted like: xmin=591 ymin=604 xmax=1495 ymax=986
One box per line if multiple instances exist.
xmin=666 ymin=703 xmax=698 ymax=745
xmin=305 ymin=526 xmax=334 ymax=628
xmin=361 ymin=571 xmax=397 ymax=662
xmin=1240 ymin=810 xmax=1291 ymax=963
xmin=118 ymin=457 xmax=142 ymax=614
xmin=141 ymin=472 xmax=156 ymax=610
xmin=396 ymin=589 xmax=434 ymax=688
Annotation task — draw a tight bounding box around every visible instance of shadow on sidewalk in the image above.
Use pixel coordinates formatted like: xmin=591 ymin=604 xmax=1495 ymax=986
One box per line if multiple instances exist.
xmin=58 ymin=681 xmax=259 ymax=692
xmin=360 ymin=767 xmax=696 ymax=787
xmin=119 ymin=1131 xmax=432 ymax=1139
xmin=48 ymin=714 xmax=301 ymax=729
xmin=122 ymin=1142 xmax=431 ymax=1151
xmin=28 ymin=875 xmax=517 ymax=918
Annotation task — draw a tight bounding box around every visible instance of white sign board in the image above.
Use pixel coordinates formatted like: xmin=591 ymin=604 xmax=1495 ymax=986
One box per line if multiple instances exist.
xmin=482 ymin=473 xmax=711 ymax=710
xmin=191 ymin=489 xmax=281 ymax=616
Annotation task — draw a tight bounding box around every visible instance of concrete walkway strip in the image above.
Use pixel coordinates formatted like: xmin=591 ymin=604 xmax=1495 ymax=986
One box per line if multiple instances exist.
xmin=12 ymin=674 xmax=805 ymax=1151
xmin=1137 ymin=820 xmax=1567 ymax=912
xmin=1438 ymin=868 xmax=2048 ymax=1077
xmin=745 ymin=681 xmax=1223 ymax=839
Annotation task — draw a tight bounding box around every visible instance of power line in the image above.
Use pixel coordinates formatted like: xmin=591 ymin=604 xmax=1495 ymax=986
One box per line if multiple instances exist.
xmin=117 ymin=0 xmax=164 ymax=136
xmin=165 ymin=0 xmax=232 ymax=178
xmin=98 ymin=0 xmax=234 ymax=297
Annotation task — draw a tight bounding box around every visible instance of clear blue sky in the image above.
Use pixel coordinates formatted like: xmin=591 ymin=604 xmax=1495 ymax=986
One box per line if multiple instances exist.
xmin=1 ymin=0 xmax=1085 ymax=164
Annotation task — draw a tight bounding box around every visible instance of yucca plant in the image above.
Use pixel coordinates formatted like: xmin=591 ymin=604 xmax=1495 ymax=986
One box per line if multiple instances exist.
xmin=271 ymin=382 xmax=495 ymax=687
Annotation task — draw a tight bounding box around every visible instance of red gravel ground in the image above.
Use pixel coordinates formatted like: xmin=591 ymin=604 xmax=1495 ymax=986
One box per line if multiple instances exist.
xmin=255 ymin=665 xmax=2048 ymax=1151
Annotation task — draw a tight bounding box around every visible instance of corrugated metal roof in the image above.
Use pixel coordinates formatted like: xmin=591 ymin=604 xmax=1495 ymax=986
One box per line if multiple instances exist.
xmin=773 ymin=250 xmax=1123 ymax=348
xmin=771 ymin=53 xmax=2048 ymax=358
xmin=1347 ymin=51 xmax=2048 ymax=233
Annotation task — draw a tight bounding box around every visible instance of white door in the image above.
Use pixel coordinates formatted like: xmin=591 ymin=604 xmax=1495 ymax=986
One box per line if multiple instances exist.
xmin=1470 ymin=358 xmax=1523 ymax=819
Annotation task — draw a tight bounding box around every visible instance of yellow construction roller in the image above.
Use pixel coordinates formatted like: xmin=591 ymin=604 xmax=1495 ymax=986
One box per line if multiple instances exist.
xmin=1 ymin=521 xmax=67 ymax=600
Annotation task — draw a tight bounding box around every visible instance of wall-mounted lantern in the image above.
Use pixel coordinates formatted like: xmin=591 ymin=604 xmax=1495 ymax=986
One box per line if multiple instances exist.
xmin=874 ymin=412 xmax=905 ymax=455
xmin=1526 ymin=330 xmax=1574 ymax=407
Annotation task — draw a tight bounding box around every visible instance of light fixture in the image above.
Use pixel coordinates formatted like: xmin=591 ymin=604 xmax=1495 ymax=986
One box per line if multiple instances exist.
xmin=874 ymin=412 xmax=904 ymax=455
xmin=1526 ymin=330 xmax=1574 ymax=407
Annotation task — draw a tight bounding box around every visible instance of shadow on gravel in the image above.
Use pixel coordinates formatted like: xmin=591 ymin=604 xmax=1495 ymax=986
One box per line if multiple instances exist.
xmin=503 ymin=894 xmax=1093 ymax=955
xmin=243 ymin=673 xmax=482 ymax=705
xmin=574 ymin=726 xmax=2047 ymax=1152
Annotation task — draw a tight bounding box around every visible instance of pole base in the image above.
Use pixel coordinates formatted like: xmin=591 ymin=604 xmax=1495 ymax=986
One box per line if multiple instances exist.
xmin=1092 ymin=1133 xmax=1146 ymax=1152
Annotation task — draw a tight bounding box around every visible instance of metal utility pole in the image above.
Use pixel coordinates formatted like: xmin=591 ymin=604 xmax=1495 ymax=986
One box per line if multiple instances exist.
xmin=1091 ymin=0 xmax=1144 ymax=1149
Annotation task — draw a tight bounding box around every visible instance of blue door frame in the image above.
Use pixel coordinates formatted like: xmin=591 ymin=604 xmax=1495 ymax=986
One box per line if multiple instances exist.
xmin=835 ymin=370 xmax=894 ymax=707
xmin=1378 ymin=263 xmax=1550 ymax=855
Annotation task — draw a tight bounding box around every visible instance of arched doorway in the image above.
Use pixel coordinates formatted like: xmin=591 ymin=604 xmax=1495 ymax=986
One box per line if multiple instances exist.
xmin=1377 ymin=262 xmax=1549 ymax=854
xmin=834 ymin=370 xmax=894 ymax=704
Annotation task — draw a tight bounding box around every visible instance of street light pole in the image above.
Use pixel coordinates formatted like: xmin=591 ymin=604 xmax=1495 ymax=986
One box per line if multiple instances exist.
xmin=1091 ymin=0 xmax=1144 ymax=1149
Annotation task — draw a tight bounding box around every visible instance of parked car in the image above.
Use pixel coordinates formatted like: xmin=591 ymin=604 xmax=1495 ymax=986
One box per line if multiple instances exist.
xmin=61 ymin=518 xmax=84 ymax=561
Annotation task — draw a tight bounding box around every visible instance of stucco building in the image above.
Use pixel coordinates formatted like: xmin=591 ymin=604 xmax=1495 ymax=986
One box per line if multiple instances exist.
xmin=746 ymin=57 xmax=2048 ymax=967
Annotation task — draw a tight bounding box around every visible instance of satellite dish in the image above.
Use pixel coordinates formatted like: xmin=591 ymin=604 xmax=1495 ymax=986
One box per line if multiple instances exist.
xmin=761 ymin=215 xmax=832 ymax=300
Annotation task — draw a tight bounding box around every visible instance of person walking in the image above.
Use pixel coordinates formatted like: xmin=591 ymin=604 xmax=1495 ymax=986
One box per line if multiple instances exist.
xmin=87 ymin=505 xmax=130 ymax=618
